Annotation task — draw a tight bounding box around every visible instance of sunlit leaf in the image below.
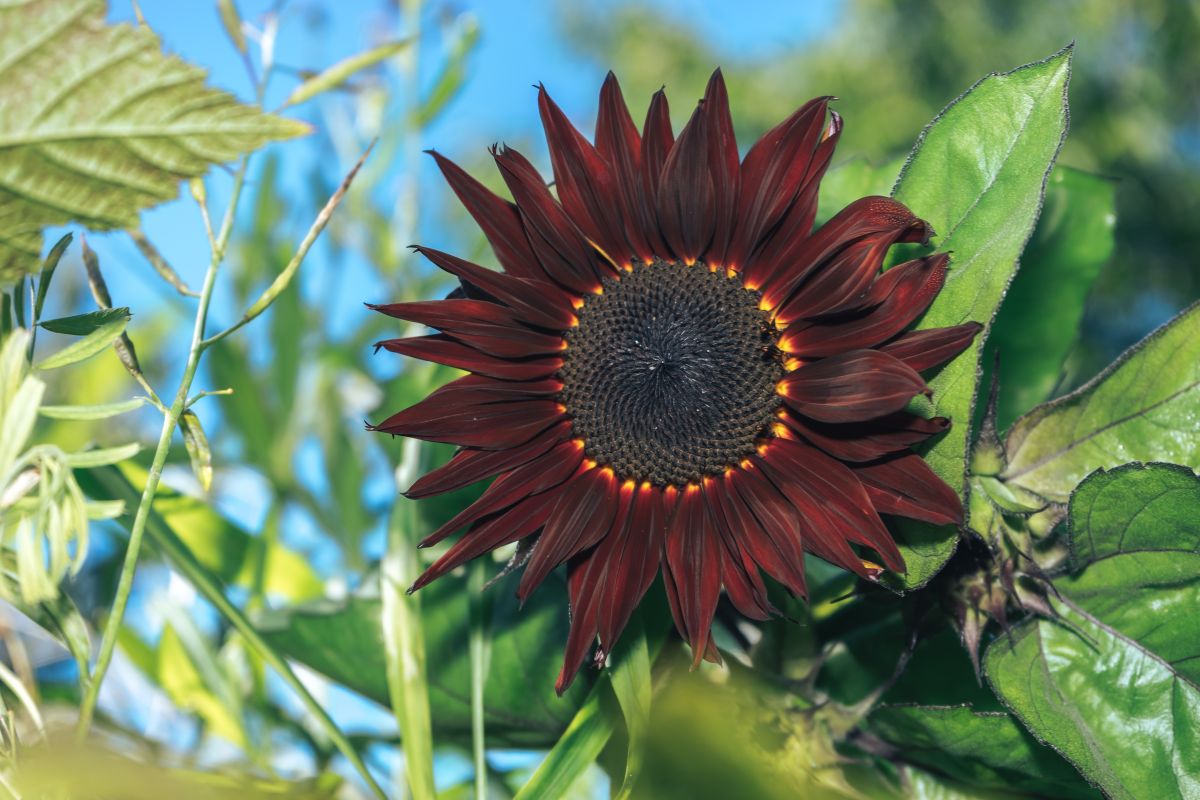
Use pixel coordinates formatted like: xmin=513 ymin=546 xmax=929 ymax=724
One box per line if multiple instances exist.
xmin=62 ymin=442 xmax=141 ymax=468
xmin=1003 ymin=301 xmax=1200 ymax=502
xmin=35 ymin=310 xmax=129 ymax=371
xmin=39 ymin=396 xmax=146 ymax=420
xmin=887 ymin=45 xmax=1072 ymax=586
xmin=985 ymin=463 xmax=1200 ymax=798
xmin=180 ymin=410 xmax=214 ymax=492
xmin=38 ymin=308 xmax=130 ymax=336
xmin=0 ymin=0 xmax=308 ymax=282
xmin=282 ymin=39 xmax=411 ymax=108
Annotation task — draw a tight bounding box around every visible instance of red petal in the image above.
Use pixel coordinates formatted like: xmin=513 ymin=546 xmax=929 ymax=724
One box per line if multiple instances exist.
xmin=539 ymin=85 xmax=632 ymax=264
xmin=724 ymin=97 xmax=833 ymax=270
xmin=518 ymin=467 xmax=620 ymax=601
xmin=428 ymin=150 xmax=543 ymax=281
xmin=879 ymin=323 xmax=983 ymax=372
xmin=596 ymin=483 xmax=667 ymax=654
xmin=655 ymin=95 xmax=714 ymax=263
xmin=410 ymin=491 xmax=559 ymax=592
xmin=702 ymin=70 xmax=739 ymax=264
xmin=752 ymin=196 xmax=928 ymax=311
xmin=376 ymin=334 xmax=563 ymax=381
xmin=782 ymin=412 xmax=949 ymax=463
xmin=596 ymin=73 xmax=658 ymax=261
xmin=412 ymin=246 xmax=576 ymax=329
xmin=780 ymin=349 xmax=929 ymax=423
xmin=557 ymin=549 xmax=605 ymax=694
xmin=492 ymin=145 xmax=610 ymax=294
xmin=761 ymin=440 xmax=903 ymax=572
xmin=721 ymin=466 xmax=808 ymax=597
xmin=404 ymin=420 xmax=570 ymax=499
xmin=704 ymin=480 xmax=775 ymax=620
xmin=419 ymin=441 xmax=584 ymax=547
xmin=641 ymin=89 xmax=674 ymax=212
xmin=855 ymin=453 xmax=963 ymax=526
xmin=780 ymin=254 xmax=949 ymax=356
xmin=370 ymin=299 xmax=565 ymax=358
xmin=370 ymin=388 xmax=562 ymax=449
xmin=664 ymin=486 xmax=722 ymax=665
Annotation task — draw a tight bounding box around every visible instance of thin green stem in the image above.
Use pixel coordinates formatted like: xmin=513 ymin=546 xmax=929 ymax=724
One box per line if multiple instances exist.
xmin=468 ymin=558 xmax=489 ymax=799
xmin=74 ymin=157 xmax=252 ymax=738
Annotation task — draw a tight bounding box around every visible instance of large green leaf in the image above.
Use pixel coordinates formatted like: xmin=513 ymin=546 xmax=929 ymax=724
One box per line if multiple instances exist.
xmin=983 ymin=167 xmax=1116 ymax=430
xmin=1002 ymin=301 xmax=1200 ymax=502
xmin=870 ymin=705 xmax=1098 ymax=798
xmin=887 ymin=46 xmax=1072 ymax=586
xmin=257 ymin=570 xmax=592 ymax=748
xmin=985 ymin=463 xmax=1200 ymax=798
xmin=0 ymin=0 xmax=308 ymax=282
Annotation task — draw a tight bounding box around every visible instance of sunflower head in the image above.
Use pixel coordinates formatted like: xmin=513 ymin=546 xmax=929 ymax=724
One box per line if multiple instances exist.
xmin=371 ymin=70 xmax=981 ymax=693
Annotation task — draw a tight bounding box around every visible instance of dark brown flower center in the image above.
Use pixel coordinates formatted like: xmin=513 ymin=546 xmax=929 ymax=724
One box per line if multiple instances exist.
xmin=559 ymin=258 xmax=784 ymax=486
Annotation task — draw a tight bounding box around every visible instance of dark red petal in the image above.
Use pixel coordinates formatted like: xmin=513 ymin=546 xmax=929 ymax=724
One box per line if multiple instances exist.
xmin=557 ymin=549 xmax=606 ymax=694
xmin=428 ymin=150 xmax=544 ymax=281
xmin=775 ymin=212 xmax=933 ymax=325
xmin=641 ymin=89 xmax=674 ymax=211
xmin=879 ymin=322 xmax=983 ymax=372
xmin=492 ymin=145 xmax=610 ymax=294
xmin=404 ymin=420 xmax=570 ymax=499
xmin=780 ymin=349 xmax=929 ymax=424
xmin=376 ymin=334 xmax=563 ymax=381
xmin=664 ymin=485 xmax=722 ymax=665
xmin=519 ymin=467 xmax=620 ymax=601
xmin=702 ymin=70 xmax=739 ymax=264
xmin=412 ymin=246 xmax=576 ymax=329
xmin=780 ymin=254 xmax=950 ymax=356
xmin=370 ymin=390 xmax=562 ymax=449
xmin=655 ymin=95 xmax=714 ymax=263
xmin=596 ymin=73 xmax=658 ymax=261
xmin=704 ymin=479 xmax=775 ymax=620
xmin=410 ymin=491 xmax=559 ymax=592
xmin=539 ymin=85 xmax=633 ymax=265
xmin=596 ymin=483 xmax=667 ymax=654
xmin=751 ymin=196 xmax=929 ymax=311
xmin=722 ymin=466 xmax=808 ymax=597
xmin=782 ymin=412 xmax=949 ymax=463
xmin=762 ymin=439 xmax=903 ymax=572
xmin=419 ymin=441 xmax=584 ymax=547
xmin=855 ymin=453 xmax=963 ymax=526
xmin=369 ymin=299 xmax=566 ymax=358
xmin=724 ymin=97 xmax=833 ymax=270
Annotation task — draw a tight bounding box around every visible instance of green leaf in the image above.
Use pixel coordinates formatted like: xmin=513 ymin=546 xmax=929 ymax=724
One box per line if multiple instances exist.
xmin=34 ymin=311 xmax=129 ymax=370
xmin=415 ymin=16 xmax=479 ymax=126
xmin=179 ymin=410 xmax=213 ymax=492
xmin=157 ymin=624 xmax=246 ymax=747
xmin=282 ymin=39 xmax=411 ymax=108
xmin=75 ymin=465 xmax=324 ymax=603
xmin=887 ymin=45 xmax=1072 ymax=587
xmin=38 ymin=308 xmax=130 ymax=336
xmin=62 ymin=442 xmax=141 ymax=468
xmin=0 ymin=0 xmax=309 ymax=282
xmin=610 ymin=613 xmax=651 ymax=800
xmin=258 ymin=569 xmax=593 ymax=747
xmin=1003 ymin=301 xmax=1200 ymax=502
xmin=985 ymin=463 xmax=1200 ymax=798
xmin=39 ymin=396 xmax=146 ymax=420
xmin=983 ymin=167 xmax=1116 ymax=430
xmin=870 ymin=705 xmax=1098 ymax=798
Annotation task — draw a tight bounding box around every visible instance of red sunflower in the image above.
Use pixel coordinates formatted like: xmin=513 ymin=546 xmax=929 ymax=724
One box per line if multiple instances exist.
xmin=370 ymin=70 xmax=981 ymax=693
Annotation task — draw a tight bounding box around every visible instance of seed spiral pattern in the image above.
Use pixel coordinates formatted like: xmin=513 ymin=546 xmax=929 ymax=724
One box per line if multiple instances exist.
xmin=559 ymin=258 xmax=785 ymax=486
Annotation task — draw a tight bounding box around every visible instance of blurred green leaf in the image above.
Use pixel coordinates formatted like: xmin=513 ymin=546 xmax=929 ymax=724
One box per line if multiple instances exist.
xmin=1002 ymin=301 xmax=1200 ymax=502
xmin=815 ymin=156 xmax=903 ymax=225
xmin=39 ymin=396 xmax=146 ymax=420
xmin=63 ymin=442 xmax=141 ymax=468
xmin=985 ymin=462 xmax=1200 ymax=798
xmin=258 ymin=570 xmax=593 ymax=747
xmin=870 ymin=705 xmax=1098 ymax=798
xmin=158 ymin=624 xmax=247 ymax=747
xmin=217 ymin=0 xmax=247 ymax=54
xmin=180 ymin=411 xmax=214 ymax=492
xmin=38 ymin=308 xmax=130 ymax=336
xmin=416 ymin=16 xmax=480 ymax=126
xmin=35 ymin=311 xmax=129 ymax=371
xmin=76 ymin=466 xmax=324 ymax=602
xmin=887 ymin=46 xmax=1072 ymax=587
xmin=0 ymin=0 xmax=308 ymax=281
xmin=984 ymin=167 xmax=1116 ymax=430
xmin=283 ymin=39 xmax=411 ymax=108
